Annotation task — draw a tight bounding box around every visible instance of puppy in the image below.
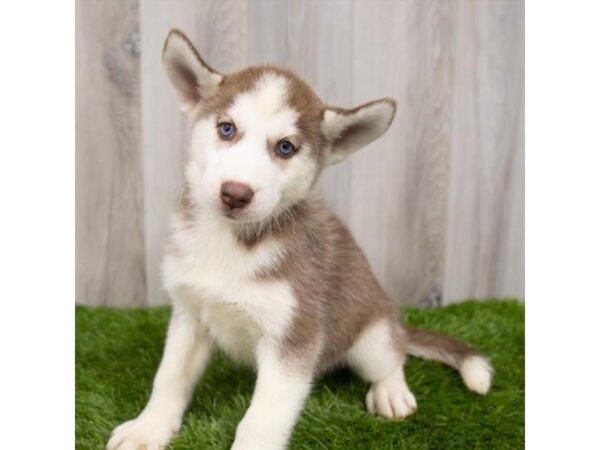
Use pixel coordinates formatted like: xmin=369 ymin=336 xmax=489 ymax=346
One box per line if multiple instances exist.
xmin=107 ymin=29 xmax=492 ymax=450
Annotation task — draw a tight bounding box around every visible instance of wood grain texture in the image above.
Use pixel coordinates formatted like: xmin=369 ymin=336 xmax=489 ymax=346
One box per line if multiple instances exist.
xmin=75 ymin=0 xmax=146 ymax=306
xmin=351 ymin=1 xmax=457 ymax=305
xmin=76 ymin=0 xmax=524 ymax=306
xmin=443 ymin=0 xmax=525 ymax=304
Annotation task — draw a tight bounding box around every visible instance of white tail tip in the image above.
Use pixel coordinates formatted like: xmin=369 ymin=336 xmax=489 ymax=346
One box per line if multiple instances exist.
xmin=460 ymin=356 xmax=493 ymax=395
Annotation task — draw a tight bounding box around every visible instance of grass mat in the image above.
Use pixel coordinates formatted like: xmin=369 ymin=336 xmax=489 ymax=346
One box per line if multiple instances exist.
xmin=76 ymin=300 xmax=524 ymax=449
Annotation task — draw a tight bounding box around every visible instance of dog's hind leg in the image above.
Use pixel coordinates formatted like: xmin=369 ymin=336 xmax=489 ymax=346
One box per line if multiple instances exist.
xmin=346 ymin=319 xmax=417 ymax=419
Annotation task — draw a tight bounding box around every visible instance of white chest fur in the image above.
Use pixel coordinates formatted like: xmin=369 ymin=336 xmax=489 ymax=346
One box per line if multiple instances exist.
xmin=162 ymin=213 xmax=296 ymax=366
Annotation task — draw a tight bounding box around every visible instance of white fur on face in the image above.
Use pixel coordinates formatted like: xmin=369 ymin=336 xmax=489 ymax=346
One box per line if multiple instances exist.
xmin=187 ymin=73 xmax=319 ymax=223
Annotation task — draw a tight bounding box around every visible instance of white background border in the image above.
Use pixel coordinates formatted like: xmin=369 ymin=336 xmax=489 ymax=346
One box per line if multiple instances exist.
xmin=0 ymin=1 xmax=74 ymax=448
xmin=527 ymin=0 xmax=600 ymax=448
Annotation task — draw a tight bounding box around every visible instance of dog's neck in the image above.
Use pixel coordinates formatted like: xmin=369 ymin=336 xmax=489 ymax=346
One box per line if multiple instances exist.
xmin=233 ymin=199 xmax=312 ymax=248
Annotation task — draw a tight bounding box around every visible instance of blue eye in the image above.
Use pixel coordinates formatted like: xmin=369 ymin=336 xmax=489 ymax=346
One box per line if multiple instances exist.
xmin=218 ymin=122 xmax=236 ymax=139
xmin=276 ymin=140 xmax=296 ymax=158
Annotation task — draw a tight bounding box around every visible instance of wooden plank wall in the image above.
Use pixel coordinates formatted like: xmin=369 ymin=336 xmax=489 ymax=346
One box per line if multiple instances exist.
xmin=75 ymin=0 xmax=147 ymax=306
xmin=76 ymin=0 xmax=524 ymax=307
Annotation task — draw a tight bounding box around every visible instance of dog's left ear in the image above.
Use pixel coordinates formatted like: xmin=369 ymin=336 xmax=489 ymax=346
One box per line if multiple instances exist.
xmin=321 ymin=98 xmax=396 ymax=165
xmin=162 ymin=29 xmax=223 ymax=114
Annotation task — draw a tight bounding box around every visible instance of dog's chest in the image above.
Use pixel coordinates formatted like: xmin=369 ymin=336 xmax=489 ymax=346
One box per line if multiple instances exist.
xmin=163 ymin=218 xmax=296 ymax=365
xmin=198 ymin=300 xmax=261 ymax=366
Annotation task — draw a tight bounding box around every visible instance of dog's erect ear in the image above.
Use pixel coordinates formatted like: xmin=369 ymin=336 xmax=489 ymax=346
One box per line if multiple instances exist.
xmin=321 ymin=98 xmax=396 ymax=165
xmin=162 ymin=29 xmax=223 ymax=114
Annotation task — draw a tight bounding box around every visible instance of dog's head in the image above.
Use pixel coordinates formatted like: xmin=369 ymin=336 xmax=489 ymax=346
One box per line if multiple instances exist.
xmin=163 ymin=29 xmax=395 ymax=226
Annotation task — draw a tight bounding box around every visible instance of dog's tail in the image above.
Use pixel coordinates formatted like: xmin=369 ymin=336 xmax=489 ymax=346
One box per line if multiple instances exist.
xmin=405 ymin=326 xmax=493 ymax=395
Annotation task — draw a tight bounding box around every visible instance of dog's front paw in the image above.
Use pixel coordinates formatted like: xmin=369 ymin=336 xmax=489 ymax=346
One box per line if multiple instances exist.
xmin=231 ymin=418 xmax=287 ymax=450
xmin=106 ymin=413 xmax=180 ymax=450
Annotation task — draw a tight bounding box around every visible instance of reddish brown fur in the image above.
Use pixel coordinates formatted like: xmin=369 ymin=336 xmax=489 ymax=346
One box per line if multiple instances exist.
xmin=405 ymin=326 xmax=480 ymax=370
xmin=256 ymin=195 xmax=398 ymax=373
xmin=250 ymin=193 xmax=486 ymax=376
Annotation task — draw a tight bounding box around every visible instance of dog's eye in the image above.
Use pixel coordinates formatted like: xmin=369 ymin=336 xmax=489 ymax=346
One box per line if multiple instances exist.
xmin=275 ymin=140 xmax=296 ymax=158
xmin=218 ymin=122 xmax=236 ymax=140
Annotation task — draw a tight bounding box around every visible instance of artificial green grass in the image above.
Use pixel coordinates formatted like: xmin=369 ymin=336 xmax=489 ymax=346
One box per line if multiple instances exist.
xmin=76 ymin=300 xmax=524 ymax=449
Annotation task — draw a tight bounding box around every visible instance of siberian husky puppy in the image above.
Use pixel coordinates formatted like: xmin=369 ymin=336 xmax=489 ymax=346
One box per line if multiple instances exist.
xmin=107 ymin=29 xmax=492 ymax=450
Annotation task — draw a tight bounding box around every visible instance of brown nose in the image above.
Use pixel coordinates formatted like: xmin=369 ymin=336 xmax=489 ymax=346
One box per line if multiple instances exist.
xmin=220 ymin=181 xmax=254 ymax=210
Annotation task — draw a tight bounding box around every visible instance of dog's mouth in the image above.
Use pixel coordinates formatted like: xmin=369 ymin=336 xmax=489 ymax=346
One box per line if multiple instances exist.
xmin=222 ymin=208 xmax=243 ymax=220
xmin=220 ymin=204 xmax=265 ymax=223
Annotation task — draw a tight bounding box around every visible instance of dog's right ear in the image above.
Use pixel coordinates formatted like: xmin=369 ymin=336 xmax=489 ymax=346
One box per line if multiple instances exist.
xmin=163 ymin=29 xmax=223 ymax=114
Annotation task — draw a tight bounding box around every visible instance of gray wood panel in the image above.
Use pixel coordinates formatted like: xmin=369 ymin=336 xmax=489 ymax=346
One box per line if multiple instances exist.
xmin=443 ymin=0 xmax=525 ymax=304
xmin=351 ymin=1 xmax=457 ymax=305
xmin=75 ymin=0 xmax=146 ymax=306
xmin=76 ymin=0 xmax=525 ymax=306
xmin=140 ymin=0 xmax=199 ymax=307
